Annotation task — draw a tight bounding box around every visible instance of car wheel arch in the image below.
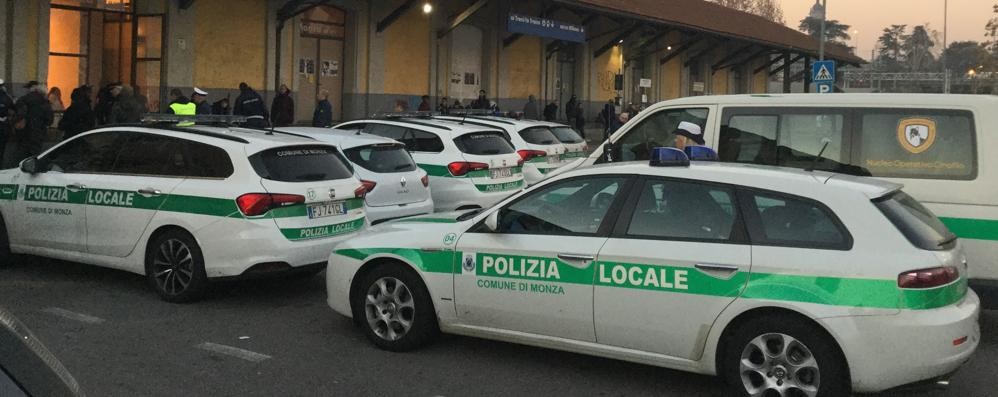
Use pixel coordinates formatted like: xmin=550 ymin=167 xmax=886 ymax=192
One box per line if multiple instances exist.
xmin=143 ymin=225 xmax=200 ymax=275
xmin=711 ymin=306 xmax=851 ymax=385
xmin=348 ymin=256 xmax=437 ymax=326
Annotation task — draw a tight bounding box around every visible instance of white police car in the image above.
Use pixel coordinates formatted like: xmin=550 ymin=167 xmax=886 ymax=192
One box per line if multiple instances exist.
xmin=276 ymin=127 xmax=433 ymax=224
xmin=0 ymin=122 xmax=367 ymax=302
xmin=326 ymin=147 xmax=979 ymax=395
xmin=335 ymin=117 xmax=524 ymax=211
xmin=435 ymin=115 xmax=581 ymax=185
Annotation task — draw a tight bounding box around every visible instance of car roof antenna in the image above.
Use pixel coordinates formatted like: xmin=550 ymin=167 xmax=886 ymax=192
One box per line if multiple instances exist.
xmin=806 ymin=137 xmax=832 ymax=172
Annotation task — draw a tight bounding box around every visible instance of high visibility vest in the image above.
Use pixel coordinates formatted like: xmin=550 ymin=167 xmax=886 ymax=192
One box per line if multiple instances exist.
xmin=170 ymin=102 xmax=196 ymax=126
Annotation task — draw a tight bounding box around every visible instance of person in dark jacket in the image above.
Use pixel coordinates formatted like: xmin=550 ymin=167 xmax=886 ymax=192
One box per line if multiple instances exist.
xmin=13 ymin=81 xmax=54 ymax=162
xmin=94 ymin=82 xmax=120 ymax=125
xmin=417 ymin=95 xmax=431 ymax=112
xmin=211 ymin=97 xmax=230 ymax=115
xmin=522 ymin=95 xmax=540 ymax=120
xmin=565 ymin=94 xmax=578 ymax=124
xmin=471 ymin=90 xmax=489 ymax=109
xmin=543 ymin=99 xmax=559 ymax=122
xmin=574 ymin=103 xmax=585 ymax=136
xmin=270 ymin=84 xmax=294 ymax=127
xmin=192 ymin=87 xmax=211 ymax=115
xmin=0 ymin=80 xmax=15 ymax=166
xmin=109 ymin=86 xmax=144 ymax=124
xmin=233 ymin=82 xmax=268 ymax=128
xmin=58 ymin=86 xmax=95 ymax=140
xmin=312 ymin=90 xmax=333 ymax=128
xmin=437 ymin=96 xmax=450 ymax=115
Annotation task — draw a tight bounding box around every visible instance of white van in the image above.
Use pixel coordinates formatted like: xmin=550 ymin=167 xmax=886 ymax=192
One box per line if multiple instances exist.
xmin=563 ymin=93 xmax=998 ymax=289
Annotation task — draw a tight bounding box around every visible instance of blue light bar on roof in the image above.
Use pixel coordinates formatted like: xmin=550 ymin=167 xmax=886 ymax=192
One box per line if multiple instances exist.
xmin=684 ymin=146 xmax=719 ymax=161
xmin=649 ymin=147 xmax=690 ymax=167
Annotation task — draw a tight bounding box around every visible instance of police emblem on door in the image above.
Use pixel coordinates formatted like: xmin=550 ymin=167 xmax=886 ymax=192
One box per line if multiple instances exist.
xmin=897 ymin=117 xmax=937 ymax=154
xmin=306 ymin=188 xmax=316 ymax=200
xmin=462 ymin=252 xmax=476 ymax=274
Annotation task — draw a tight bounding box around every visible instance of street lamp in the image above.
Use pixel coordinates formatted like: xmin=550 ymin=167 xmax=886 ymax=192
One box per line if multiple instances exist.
xmin=809 ymin=0 xmax=827 ymax=61
xmin=422 ymin=2 xmax=433 ymax=14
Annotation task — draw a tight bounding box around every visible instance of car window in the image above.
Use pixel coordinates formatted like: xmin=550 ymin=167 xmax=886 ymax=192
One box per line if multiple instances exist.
xmin=608 ymin=108 xmax=708 ymax=162
xmin=626 ymin=179 xmax=737 ymax=241
xmin=549 ymin=126 xmax=585 ymax=144
xmin=111 ymin=134 xmax=189 ymax=177
xmin=454 ymin=131 xmax=515 ymax=155
xmin=337 ymin=123 xmax=366 ymax=130
xmin=344 ymin=144 xmax=417 ymax=173
xmin=720 ymin=111 xmax=846 ymax=169
xmin=745 ymin=191 xmax=850 ymax=250
xmin=406 ymin=129 xmax=445 ymax=152
xmin=185 ymin=141 xmax=234 ymax=178
xmin=856 ymin=110 xmax=976 ymax=180
xmin=43 ymin=131 xmax=125 ymax=174
xmin=249 ymin=145 xmax=354 ymax=182
xmin=518 ymin=127 xmax=560 ymax=145
xmin=498 ymin=177 xmax=626 ymax=235
xmin=363 ymin=123 xmax=406 ymax=140
xmin=875 ymin=191 xmax=956 ymax=251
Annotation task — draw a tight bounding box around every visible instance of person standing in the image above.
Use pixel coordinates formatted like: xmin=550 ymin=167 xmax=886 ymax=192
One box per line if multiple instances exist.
xmin=233 ymin=82 xmax=268 ymax=128
xmin=109 ymin=86 xmax=144 ymax=124
xmin=543 ymin=99 xmax=559 ymax=122
xmin=472 ymin=90 xmax=489 ymax=109
xmin=522 ymin=95 xmax=540 ymax=120
xmin=312 ymin=90 xmax=333 ymax=128
xmin=58 ymin=86 xmax=95 ymax=140
xmin=0 ymin=80 xmax=15 ymax=165
xmin=13 ymin=81 xmax=54 ymax=162
xmin=165 ymin=88 xmax=195 ymax=116
xmin=211 ymin=97 xmax=231 ymax=115
xmin=437 ymin=96 xmax=450 ymax=115
xmin=192 ymin=87 xmax=211 ymax=115
xmin=599 ymin=99 xmax=615 ymax=141
xmin=417 ymin=95 xmax=431 ymax=112
xmin=565 ymin=94 xmax=578 ymax=125
xmin=270 ymin=84 xmax=294 ymax=127
xmin=95 ymin=83 xmax=120 ymax=125
xmin=573 ymin=103 xmax=585 ymax=136
xmin=47 ymin=87 xmax=65 ymax=112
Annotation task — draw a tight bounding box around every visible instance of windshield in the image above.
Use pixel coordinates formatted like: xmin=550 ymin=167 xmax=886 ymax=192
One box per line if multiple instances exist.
xmin=249 ymin=145 xmax=354 ymax=182
xmin=550 ymin=127 xmax=585 ymax=144
xmin=453 ymin=131 xmax=515 ymax=155
xmin=518 ymin=127 xmax=560 ymax=145
xmin=344 ymin=144 xmax=416 ymax=173
xmin=874 ymin=191 xmax=957 ymax=250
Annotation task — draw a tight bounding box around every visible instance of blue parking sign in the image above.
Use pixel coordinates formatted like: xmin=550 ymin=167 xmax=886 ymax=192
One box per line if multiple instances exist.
xmin=812 ymin=61 xmax=835 ymax=83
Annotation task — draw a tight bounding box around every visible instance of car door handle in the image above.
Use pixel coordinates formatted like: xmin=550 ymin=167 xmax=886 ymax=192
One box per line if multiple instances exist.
xmin=137 ymin=188 xmax=162 ymax=197
xmin=695 ymin=263 xmax=740 ymax=278
xmin=557 ymin=253 xmax=595 ymax=262
xmin=65 ymin=183 xmax=86 ymax=192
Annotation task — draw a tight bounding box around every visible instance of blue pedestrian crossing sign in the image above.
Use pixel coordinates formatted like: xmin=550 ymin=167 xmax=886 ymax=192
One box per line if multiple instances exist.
xmin=812 ymin=61 xmax=835 ymax=83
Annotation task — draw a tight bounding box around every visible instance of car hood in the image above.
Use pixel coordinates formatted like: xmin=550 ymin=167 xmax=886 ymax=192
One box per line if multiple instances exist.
xmin=331 ymin=211 xmax=476 ymax=255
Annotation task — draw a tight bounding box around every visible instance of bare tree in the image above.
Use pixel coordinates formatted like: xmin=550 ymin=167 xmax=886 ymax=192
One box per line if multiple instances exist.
xmin=707 ymin=0 xmax=785 ymax=24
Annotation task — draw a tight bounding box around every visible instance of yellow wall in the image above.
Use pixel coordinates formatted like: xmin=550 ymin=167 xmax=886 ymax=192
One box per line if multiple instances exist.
xmin=712 ymin=69 xmax=729 ymax=95
xmin=506 ymin=36 xmax=541 ymax=98
xmin=593 ymin=45 xmax=622 ymax=102
xmin=194 ymin=0 xmax=266 ymax=89
xmin=383 ymin=9 xmax=429 ymax=95
xmin=660 ymin=58 xmax=681 ymax=100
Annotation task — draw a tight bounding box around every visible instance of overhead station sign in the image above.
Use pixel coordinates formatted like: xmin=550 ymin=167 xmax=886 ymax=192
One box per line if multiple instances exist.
xmin=507 ymin=13 xmax=586 ymax=43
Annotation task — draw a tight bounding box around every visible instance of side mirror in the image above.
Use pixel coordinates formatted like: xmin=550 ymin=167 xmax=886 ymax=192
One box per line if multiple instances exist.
xmin=484 ymin=211 xmax=500 ymax=232
xmin=20 ymin=157 xmax=40 ymax=174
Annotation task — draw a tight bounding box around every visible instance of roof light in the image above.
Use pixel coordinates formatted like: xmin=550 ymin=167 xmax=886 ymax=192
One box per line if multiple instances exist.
xmin=649 ymin=147 xmax=689 ymax=167
xmin=684 ymin=146 xmax=718 ymax=161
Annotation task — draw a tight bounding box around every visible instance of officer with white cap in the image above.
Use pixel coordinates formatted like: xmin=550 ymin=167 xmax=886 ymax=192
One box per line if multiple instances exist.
xmin=672 ymin=121 xmax=705 ymax=150
xmin=191 ymin=87 xmax=211 ymax=115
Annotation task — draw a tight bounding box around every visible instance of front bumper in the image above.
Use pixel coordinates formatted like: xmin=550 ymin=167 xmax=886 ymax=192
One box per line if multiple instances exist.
xmin=821 ymin=289 xmax=981 ymax=393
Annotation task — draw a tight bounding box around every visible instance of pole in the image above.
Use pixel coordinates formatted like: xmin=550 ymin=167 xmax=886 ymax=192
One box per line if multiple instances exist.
xmin=819 ymin=0 xmax=827 ymax=61
xmin=943 ymin=0 xmax=950 ymax=93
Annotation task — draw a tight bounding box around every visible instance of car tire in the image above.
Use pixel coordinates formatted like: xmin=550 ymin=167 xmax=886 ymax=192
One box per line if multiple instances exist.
xmin=145 ymin=230 xmax=209 ymax=303
xmin=0 ymin=216 xmax=12 ymax=267
xmin=352 ymin=263 xmax=438 ymax=352
xmin=722 ymin=314 xmax=850 ymax=397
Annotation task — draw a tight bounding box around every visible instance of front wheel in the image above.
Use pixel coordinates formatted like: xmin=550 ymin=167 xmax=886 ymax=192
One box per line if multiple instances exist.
xmin=723 ymin=315 xmax=850 ymax=397
xmin=353 ymin=263 xmax=438 ymax=352
xmin=145 ymin=230 xmax=208 ymax=303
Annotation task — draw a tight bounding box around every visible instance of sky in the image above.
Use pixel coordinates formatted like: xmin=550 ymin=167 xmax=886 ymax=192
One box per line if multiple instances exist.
xmin=780 ymin=0 xmax=994 ymax=60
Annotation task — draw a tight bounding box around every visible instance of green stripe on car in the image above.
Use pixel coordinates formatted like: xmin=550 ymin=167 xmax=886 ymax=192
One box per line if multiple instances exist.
xmin=940 ymin=217 xmax=998 ymax=241
xmin=418 ymin=164 xmax=523 ymax=178
xmin=281 ymin=218 xmax=365 ymax=241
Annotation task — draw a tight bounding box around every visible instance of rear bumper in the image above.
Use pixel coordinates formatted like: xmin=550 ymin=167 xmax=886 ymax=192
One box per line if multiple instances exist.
xmin=821 ymin=289 xmax=981 ymax=393
xmin=367 ymin=198 xmax=434 ymax=224
xmin=430 ymin=178 xmax=522 ymax=211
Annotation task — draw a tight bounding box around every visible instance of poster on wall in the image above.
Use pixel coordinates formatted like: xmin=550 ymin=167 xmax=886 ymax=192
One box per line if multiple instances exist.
xmin=331 ymin=60 xmax=339 ymax=77
xmin=306 ymin=58 xmax=316 ymax=75
xmin=321 ymin=60 xmax=332 ymax=77
xmin=298 ymin=58 xmax=306 ymax=75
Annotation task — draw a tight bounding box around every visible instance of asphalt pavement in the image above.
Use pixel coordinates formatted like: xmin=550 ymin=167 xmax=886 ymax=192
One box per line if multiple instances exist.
xmin=1 ymin=256 xmax=995 ymax=397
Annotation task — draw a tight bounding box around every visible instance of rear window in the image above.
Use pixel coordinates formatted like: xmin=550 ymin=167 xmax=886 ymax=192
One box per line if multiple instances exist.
xmin=518 ymin=127 xmax=560 ymax=145
xmin=550 ymin=126 xmax=585 ymax=144
xmin=453 ymin=131 xmax=515 ymax=155
xmin=874 ymin=191 xmax=956 ymax=250
xmin=249 ymin=145 xmax=354 ymax=182
xmin=344 ymin=144 xmax=416 ymax=173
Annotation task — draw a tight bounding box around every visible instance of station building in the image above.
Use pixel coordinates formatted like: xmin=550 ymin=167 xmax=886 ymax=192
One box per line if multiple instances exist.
xmin=0 ymin=0 xmax=861 ymax=123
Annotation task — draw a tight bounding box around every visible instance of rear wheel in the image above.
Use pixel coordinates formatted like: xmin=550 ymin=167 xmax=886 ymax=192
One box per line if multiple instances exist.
xmin=722 ymin=315 xmax=850 ymax=397
xmin=352 ymin=263 xmax=438 ymax=352
xmin=145 ymin=230 xmax=208 ymax=303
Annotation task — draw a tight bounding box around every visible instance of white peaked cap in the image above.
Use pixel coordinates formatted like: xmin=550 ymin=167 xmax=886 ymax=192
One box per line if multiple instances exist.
xmin=677 ymin=121 xmax=702 ymax=137
xmin=193 ymin=87 xmax=208 ymax=96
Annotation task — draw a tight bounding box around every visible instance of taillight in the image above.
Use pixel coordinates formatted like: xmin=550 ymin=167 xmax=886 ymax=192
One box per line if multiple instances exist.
xmin=236 ymin=193 xmax=304 ymax=216
xmin=356 ymin=180 xmax=376 ymax=198
xmin=517 ymin=149 xmax=547 ymax=162
xmin=447 ymin=161 xmax=489 ymax=177
xmin=897 ymin=266 xmax=959 ymax=289
xmin=420 ymin=174 xmax=429 ymax=187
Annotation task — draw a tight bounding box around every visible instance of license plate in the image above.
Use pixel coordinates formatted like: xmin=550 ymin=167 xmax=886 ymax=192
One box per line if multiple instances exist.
xmin=307 ymin=201 xmax=347 ymax=219
xmin=489 ymin=167 xmax=513 ymax=179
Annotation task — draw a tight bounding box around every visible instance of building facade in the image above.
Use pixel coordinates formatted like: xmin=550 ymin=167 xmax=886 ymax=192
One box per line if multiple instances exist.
xmin=0 ymin=0 xmax=860 ymax=123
